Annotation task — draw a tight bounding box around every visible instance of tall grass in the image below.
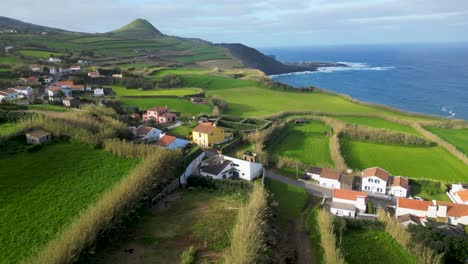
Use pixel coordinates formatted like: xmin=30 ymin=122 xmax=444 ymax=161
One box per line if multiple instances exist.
xmin=29 ymin=149 xmax=182 ymax=264
xmin=412 ymin=123 xmax=467 ymax=164
xmin=376 ymin=209 xmax=442 ymax=264
xmin=316 ymin=210 xmax=346 ymax=264
xmin=104 ymin=138 xmax=158 ymax=158
xmin=223 ymin=185 xmax=268 ymax=264
xmin=330 ymin=133 xmax=348 ymax=170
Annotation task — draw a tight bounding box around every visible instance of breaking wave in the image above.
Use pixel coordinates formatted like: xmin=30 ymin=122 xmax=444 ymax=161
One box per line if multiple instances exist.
xmin=441 ymin=106 xmax=457 ymax=118
xmin=270 ymin=61 xmax=394 ymax=77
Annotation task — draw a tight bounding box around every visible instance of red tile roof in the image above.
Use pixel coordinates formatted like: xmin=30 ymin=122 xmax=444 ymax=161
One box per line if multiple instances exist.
xmin=48 ymin=86 xmax=62 ymax=92
xmin=157 ymin=135 xmax=176 ymax=147
xmin=397 ymin=198 xmax=432 ymax=211
xmin=70 ymin=85 xmax=85 ymax=90
xmin=320 ymin=168 xmax=341 ymax=180
xmin=0 ymin=88 xmax=18 ymax=95
xmin=333 ymin=189 xmax=367 ymax=201
xmin=363 ymin=167 xmax=390 ymax=181
xmin=56 ymin=81 xmax=74 ymax=86
xmin=136 ymin=125 xmax=154 ymax=136
xmin=193 ymin=122 xmax=216 ymax=134
xmin=391 ymin=176 xmax=409 ymax=189
xmin=454 ymin=189 xmax=468 ymax=202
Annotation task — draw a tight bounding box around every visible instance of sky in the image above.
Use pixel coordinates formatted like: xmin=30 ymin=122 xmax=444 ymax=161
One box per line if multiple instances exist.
xmin=1 ymin=0 xmax=468 ymax=47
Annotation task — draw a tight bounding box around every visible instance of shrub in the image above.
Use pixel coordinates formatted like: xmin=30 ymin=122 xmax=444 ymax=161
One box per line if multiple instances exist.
xmin=223 ymin=185 xmax=268 ymax=264
xmin=186 ymin=175 xmax=252 ymax=195
xmin=317 ymin=210 xmax=346 ymax=264
xmin=180 ymin=246 xmax=197 ymax=264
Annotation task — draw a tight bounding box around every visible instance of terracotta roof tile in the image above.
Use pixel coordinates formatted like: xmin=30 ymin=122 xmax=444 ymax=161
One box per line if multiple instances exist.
xmin=391 ymin=176 xmax=409 ymax=189
xmin=136 ymin=125 xmax=154 ymax=136
xmin=363 ymin=167 xmax=390 ymax=181
xmin=157 ymin=135 xmax=176 ymax=147
xmin=321 ymin=168 xmax=341 ymax=180
xmin=333 ymin=189 xmax=367 ymax=201
xmin=454 ymin=189 xmax=468 ymax=202
xmin=193 ymin=122 xmax=216 ymax=134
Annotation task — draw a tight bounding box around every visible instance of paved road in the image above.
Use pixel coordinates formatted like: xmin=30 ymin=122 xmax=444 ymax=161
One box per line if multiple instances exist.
xmin=265 ymin=170 xmax=333 ymax=198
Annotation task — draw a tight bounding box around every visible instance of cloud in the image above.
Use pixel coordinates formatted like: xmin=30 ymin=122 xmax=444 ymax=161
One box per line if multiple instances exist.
xmin=0 ymin=0 xmax=467 ymax=46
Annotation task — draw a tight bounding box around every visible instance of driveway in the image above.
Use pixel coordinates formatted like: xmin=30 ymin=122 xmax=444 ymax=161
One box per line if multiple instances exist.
xmin=265 ymin=170 xmax=333 ymax=198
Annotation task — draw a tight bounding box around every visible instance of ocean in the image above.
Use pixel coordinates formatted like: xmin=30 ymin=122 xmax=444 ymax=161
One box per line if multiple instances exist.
xmin=261 ymin=43 xmax=468 ymax=120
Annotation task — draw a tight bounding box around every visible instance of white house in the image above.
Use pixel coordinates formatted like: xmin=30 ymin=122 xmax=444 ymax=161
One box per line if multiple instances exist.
xmin=133 ymin=125 xmax=163 ymax=142
xmin=93 ymin=88 xmax=105 ymax=96
xmin=361 ymin=167 xmax=389 ymax=195
xmin=70 ymin=65 xmax=81 ymax=71
xmin=47 ymin=86 xmax=72 ymax=100
xmin=49 ymin=67 xmax=57 ymax=75
xmin=330 ymin=189 xmax=368 ymax=218
xmin=48 ymin=57 xmax=62 ymax=63
xmin=30 ymin=65 xmax=41 ymax=72
xmin=448 ymin=183 xmax=468 ymax=204
xmin=305 ymin=167 xmax=342 ymax=189
xmin=389 ymin=176 xmax=409 ymax=198
xmin=59 ymin=67 xmax=72 ymax=74
xmin=396 ymin=197 xmax=468 ymax=226
xmin=0 ymin=88 xmax=18 ymax=102
xmin=42 ymin=76 xmax=53 ymax=83
xmin=156 ymin=135 xmax=189 ymax=150
xmin=12 ymin=86 xmax=33 ymax=97
xmin=199 ymin=155 xmax=262 ymax=181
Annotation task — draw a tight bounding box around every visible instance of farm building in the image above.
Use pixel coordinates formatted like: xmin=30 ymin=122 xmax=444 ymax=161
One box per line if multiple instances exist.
xmin=25 ymin=129 xmax=52 ymax=145
xmin=62 ymin=97 xmax=80 ymax=108
xmin=330 ymin=189 xmax=368 ymax=218
xmin=199 ymin=155 xmax=262 ymax=181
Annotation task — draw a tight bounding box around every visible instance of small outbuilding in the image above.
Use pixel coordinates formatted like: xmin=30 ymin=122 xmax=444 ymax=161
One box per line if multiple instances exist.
xmin=25 ymin=129 xmax=52 ymax=144
xmin=62 ymin=97 xmax=80 ymax=108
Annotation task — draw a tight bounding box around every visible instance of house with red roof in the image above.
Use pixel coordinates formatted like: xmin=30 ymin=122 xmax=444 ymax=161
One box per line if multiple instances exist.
xmin=88 ymin=71 xmax=100 ymax=78
xmin=305 ymin=167 xmax=342 ymax=189
xmin=330 ymin=189 xmax=368 ymax=218
xmin=389 ymin=176 xmax=409 ymax=198
xmin=157 ymin=134 xmax=189 ymax=150
xmin=0 ymin=88 xmax=19 ymax=102
xmin=132 ymin=125 xmax=163 ymax=142
xmin=142 ymin=106 xmax=177 ymax=124
xmin=396 ymin=197 xmax=468 ymax=226
xmin=47 ymin=86 xmax=72 ymax=100
xmin=448 ymin=183 xmax=468 ymax=204
xmin=361 ymin=167 xmax=390 ymax=195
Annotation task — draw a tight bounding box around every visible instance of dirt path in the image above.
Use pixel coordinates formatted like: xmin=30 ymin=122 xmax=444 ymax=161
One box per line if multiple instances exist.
xmin=291 ymin=218 xmax=316 ymax=264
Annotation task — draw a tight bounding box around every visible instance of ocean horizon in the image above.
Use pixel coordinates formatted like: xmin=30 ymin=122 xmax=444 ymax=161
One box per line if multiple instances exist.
xmin=261 ymin=43 xmax=468 ymax=120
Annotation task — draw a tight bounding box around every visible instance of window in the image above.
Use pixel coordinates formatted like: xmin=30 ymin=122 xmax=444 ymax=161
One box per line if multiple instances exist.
xmin=233 ymin=164 xmax=239 ymax=167
xmin=377 ymin=188 xmax=382 ymax=192
xmin=369 ymin=179 xmax=373 ymax=183
xmin=365 ymin=186 xmax=370 ymax=190
xmin=375 ymin=179 xmax=380 ymax=184
xmin=242 ymin=173 xmax=245 ymax=176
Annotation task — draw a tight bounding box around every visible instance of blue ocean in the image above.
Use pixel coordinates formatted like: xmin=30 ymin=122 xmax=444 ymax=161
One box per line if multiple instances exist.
xmin=262 ymin=44 xmax=468 ymax=120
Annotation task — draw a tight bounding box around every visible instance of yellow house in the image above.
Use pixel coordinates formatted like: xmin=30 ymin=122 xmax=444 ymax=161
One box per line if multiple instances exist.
xmin=192 ymin=122 xmax=225 ymax=148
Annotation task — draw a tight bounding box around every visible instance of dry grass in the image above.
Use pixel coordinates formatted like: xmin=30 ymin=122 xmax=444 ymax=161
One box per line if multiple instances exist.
xmin=104 ymin=138 xmax=159 ymax=158
xmin=377 ymin=208 xmax=442 ymax=264
xmin=317 ymin=210 xmax=346 ymax=264
xmin=28 ymin=149 xmax=182 ymax=264
xmin=412 ymin=123 xmax=467 ymax=164
xmin=223 ymin=185 xmax=268 ymax=264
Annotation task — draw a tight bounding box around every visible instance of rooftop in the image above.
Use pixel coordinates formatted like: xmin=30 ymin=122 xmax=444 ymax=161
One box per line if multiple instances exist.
xmin=136 ymin=125 xmax=155 ymax=136
xmin=157 ymin=135 xmax=176 ymax=147
xmin=201 ymin=156 xmax=232 ymax=176
xmin=391 ymin=176 xmax=409 ymax=189
xmin=363 ymin=167 xmax=390 ymax=181
xmin=321 ymin=168 xmax=341 ymax=181
xmin=333 ymin=189 xmax=367 ymax=201
xmin=193 ymin=122 xmax=216 ymax=134
xmin=26 ymin=129 xmax=51 ymax=139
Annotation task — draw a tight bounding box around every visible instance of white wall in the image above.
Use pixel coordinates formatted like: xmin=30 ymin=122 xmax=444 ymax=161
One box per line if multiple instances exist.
xmin=224 ymin=156 xmax=262 ymax=181
xmin=330 ymin=207 xmax=356 ymax=218
xmin=180 ymin=152 xmax=205 ymax=184
xmin=390 ymin=186 xmax=408 ymax=198
xmin=361 ymin=176 xmax=387 ymax=194
xmin=395 ymin=207 xmax=427 ymax=218
xmin=305 ymin=172 xmax=320 ymax=181
xmin=145 ymin=128 xmax=163 ymax=142
xmin=319 ymin=178 xmax=340 ymax=189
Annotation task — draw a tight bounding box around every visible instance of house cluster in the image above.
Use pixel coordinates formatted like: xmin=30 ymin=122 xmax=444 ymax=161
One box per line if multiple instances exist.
xmin=396 ymin=197 xmax=468 ymax=226
xmin=306 ymin=166 xmax=409 ymax=198
xmin=330 ymin=189 xmax=368 ymax=218
xmin=59 ymin=65 xmax=80 ymax=74
xmin=87 ymin=70 xmax=123 ymax=79
xmin=131 ymin=125 xmax=189 ymax=150
xmin=0 ymin=86 xmax=33 ymax=102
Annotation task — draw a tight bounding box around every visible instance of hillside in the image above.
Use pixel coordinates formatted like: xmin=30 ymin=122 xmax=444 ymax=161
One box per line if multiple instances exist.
xmin=110 ymin=19 xmax=163 ymax=38
xmin=0 ymin=16 xmax=70 ymax=33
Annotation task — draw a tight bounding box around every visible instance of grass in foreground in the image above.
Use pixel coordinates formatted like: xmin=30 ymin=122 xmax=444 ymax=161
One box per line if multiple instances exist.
xmin=0 ymin=141 xmax=138 ymax=263
xmin=425 ymin=126 xmax=468 ymax=155
xmin=341 ymin=139 xmax=468 ymax=182
xmin=268 ymin=121 xmax=334 ymax=167
xmin=96 ymin=189 xmax=244 ymax=264
xmin=121 ymin=97 xmax=212 ymax=116
xmin=332 ymin=116 xmax=420 ymax=135
xmin=110 ymin=85 xmax=202 ymax=97
xmin=0 ymin=122 xmax=20 ymax=137
xmin=341 ymin=230 xmax=416 ymax=264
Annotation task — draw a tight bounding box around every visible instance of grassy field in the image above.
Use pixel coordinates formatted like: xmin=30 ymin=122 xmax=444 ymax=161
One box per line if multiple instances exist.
xmin=121 ymin=97 xmax=212 ymax=116
xmin=425 ymin=126 xmax=468 ymax=155
xmin=341 ymin=139 xmax=468 ymax=182
xmin=265 ymin=179 xmax=309 ymax=226
xmin=96 ymin=189 xmax=244 ymax=264
xmin=168 ymin=121 xmax=197 ymax=138
xmin=268 ymin=121 xmax=334 ymax=167
xmin=18 ymin=50 xmax=65 ymax=58
xmin=332 ymin=116 xmax=420 ymax=135
xmin=152 ymin=68 xmax=211 ymax=77
xmin=0 ymin=122 xmax=20 ymax=137
xmin=0 ymin=141 xmax=138 ymax=263
xmin=0 ymin=56 xmax=18 ymax=63
xmin=341 ymin=230 xmax=416 ymax=264
xmin=110 ymin=85 xmax=202 ymax=97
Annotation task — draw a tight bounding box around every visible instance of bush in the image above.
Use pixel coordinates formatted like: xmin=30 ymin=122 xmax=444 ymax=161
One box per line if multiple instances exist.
xmin=186 ymin=176 xmax=252 ymax=195
xmin=223 ymin=185 xmax=268 ymax=264
xmin=317 ymin=210 xmax=346 ymax=264
xmin=180 ymin=246 xmax=197 ymax=264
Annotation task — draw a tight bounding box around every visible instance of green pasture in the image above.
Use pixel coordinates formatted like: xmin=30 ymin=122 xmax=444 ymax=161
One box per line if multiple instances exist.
xmin=425 ymin=126 xmax=468 ymax=155
xmin=121 ymin=97 xmax=212 ymax=116
xmin=111 ymin=85 xmax=201 ymax=97
xmin=332 ymin=116 xmax=420 ymax=135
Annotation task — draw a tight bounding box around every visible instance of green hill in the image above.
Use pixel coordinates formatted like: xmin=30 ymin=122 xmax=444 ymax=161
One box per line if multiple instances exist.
xmin=0 ymin=16 xmax=70 ymax=33
xmin=110 ymin=19 xmax=163 ymax=38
